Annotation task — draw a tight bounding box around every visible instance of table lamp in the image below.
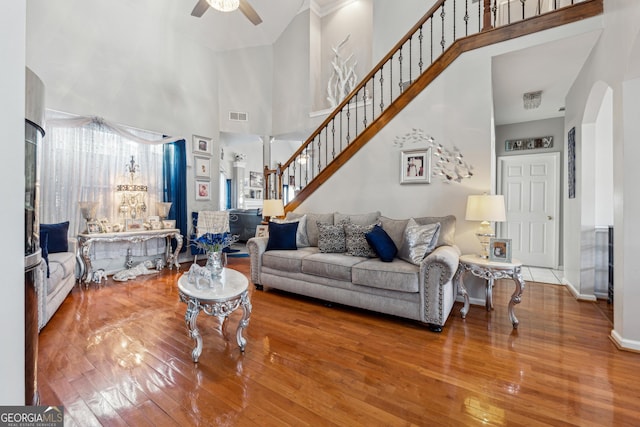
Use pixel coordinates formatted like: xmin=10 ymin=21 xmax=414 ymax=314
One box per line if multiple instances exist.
xmin=262 ymin=199 xmax=284 ymax=224
xmin=465 ymin=194 xmax=506 ymax=258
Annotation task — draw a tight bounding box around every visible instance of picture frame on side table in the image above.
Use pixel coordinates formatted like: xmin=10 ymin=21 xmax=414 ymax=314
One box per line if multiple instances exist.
xmin=255 ymin=224 xmax=269 ymax=238
xmin=489 ymin=238 xmax=512 ymax=263
xmin=400 ymin=148 xmax=432 ymax=184
xmin=125 ymin=218 xmax=144 ymax=232
xmin=195 ymin=180 xmax=211 ymax=201
xmin=193 ymin=135 xmax=213 ymax=156
xmin=162 ymin=220 xmax=176 ymax=229
xmin=87 ymin=221 xmax=102 ymax=234
xmin=194 ymin=156 xmax=211 ymax=178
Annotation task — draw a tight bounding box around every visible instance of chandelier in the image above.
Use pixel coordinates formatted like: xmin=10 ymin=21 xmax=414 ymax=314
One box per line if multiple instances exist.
xmin=207 ymin=0 xmax=239 ymax=12
xmin=116 ymin=156 xmax=147 ymax=219
xmin=523 ymin=91 xmax=542 ymax=110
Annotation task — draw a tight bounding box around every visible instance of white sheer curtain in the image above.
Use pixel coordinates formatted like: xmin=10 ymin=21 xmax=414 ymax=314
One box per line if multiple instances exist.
xmin=40 ymin=110 xmax=171 ymax=238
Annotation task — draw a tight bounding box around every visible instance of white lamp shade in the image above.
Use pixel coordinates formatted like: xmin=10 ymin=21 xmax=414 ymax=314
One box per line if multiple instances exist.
xmin=262 ymin=199 xmax=285 ymax=218
xmin=465 ymin=194 xmax=506 ymax=222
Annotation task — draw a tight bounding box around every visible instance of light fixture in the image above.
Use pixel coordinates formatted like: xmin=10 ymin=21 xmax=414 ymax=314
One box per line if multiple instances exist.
xmin=262 ymin=199 xmax=285 ymax=224
xmin=523 ymin=90 xmax=542 ymax=110
xmin=116 ymin=156 xmax=147 ymax=220
xmin=465 ymin=194 xmax=506 ymax=258
xmin=206 ymin=0 xmax=239 ymax=12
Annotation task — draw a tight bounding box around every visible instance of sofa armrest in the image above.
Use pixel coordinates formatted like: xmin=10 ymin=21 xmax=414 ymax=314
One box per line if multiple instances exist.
xmin=419 ymin=245 xmax=461 ymax=327
xmin=246 ymin=236 xmax=269 ymax=285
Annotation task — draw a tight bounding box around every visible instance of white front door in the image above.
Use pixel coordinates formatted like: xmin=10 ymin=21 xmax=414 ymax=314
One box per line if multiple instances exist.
xmin=497 ymin=153 xmax=560 ymax=268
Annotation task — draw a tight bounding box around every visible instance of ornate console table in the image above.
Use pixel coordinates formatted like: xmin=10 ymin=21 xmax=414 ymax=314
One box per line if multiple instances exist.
xmin=454 ymin=254 xmax=525 ymax=328
xmin=77 ymin=228 xmax=183 ymax=284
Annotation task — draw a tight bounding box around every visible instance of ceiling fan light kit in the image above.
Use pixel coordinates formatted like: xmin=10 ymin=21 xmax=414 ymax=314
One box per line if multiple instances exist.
xmin=207 ymin=0 xmax=240 ymax=12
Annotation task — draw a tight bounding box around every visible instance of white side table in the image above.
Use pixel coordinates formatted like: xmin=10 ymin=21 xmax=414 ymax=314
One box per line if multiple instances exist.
xmin=454 ymin=254 xmax=525 ymax=328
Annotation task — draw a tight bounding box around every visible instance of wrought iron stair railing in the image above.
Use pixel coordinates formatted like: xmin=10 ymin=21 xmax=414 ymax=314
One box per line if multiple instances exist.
xmin=264 ymin=0 xmax=601 ymax=212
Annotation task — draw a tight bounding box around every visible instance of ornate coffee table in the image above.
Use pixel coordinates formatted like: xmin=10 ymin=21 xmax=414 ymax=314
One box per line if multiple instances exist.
xmin=177 ymin=268 xmax=251 ymax=362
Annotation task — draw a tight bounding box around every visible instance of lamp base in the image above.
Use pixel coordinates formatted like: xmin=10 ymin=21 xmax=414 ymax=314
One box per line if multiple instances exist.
xmin=475 ymin=221 xmax=495 ymax=259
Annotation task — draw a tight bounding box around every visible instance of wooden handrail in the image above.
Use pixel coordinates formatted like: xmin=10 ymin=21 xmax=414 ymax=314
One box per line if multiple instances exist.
xmin=266 ymin=0 xmax=602 ymax=213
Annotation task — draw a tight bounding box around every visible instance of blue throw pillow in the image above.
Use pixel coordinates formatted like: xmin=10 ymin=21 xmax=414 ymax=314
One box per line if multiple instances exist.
xmin=365 ymin=225 xmax=397 ymax=262
xmin=39 ymin=230 xmax=50 ymax=278
xmin=40 ymin=221 xmax=69 ymax=253
xmin=266 ymin=221 xmax=298 ymax=251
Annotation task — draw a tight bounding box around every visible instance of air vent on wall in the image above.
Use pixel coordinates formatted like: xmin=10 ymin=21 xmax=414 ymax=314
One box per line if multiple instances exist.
xmin=229 ymin=111 xmax=248 ymax=122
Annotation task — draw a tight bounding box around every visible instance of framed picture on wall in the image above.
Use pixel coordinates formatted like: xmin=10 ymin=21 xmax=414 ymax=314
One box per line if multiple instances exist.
xmin=193 ymin=135 xmax=213 ymax=156
xmin=400 ymin=148 xmax=432 ymax=184
xmin=195 ymin=180 xmax=211 ymax=201
xmin=194 ymin=156 xmax=211 ymax=178
xmin=250 ymin=171 xmax=264 ymax=188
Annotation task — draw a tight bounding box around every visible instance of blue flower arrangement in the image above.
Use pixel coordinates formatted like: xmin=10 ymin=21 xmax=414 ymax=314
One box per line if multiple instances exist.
xmin=193 ymin=232 xmax=235 ymax=253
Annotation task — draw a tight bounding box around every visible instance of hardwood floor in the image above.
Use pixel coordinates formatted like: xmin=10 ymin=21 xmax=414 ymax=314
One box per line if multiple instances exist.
xmin=37 ymin=257 xmax=639 ymax=426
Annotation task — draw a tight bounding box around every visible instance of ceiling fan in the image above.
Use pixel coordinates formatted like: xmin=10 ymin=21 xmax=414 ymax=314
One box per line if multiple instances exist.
xmin=191 ymin=0 xmax=263 ymax=26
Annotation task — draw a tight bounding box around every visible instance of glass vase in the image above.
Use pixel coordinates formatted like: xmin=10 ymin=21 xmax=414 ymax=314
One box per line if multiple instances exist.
xmin=205 ymin=251 xmax=226 ymax=278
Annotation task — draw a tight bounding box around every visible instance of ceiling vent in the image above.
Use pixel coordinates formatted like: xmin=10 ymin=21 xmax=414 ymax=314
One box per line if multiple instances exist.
xmin=229 ymin=111 xmax=248 ymax=122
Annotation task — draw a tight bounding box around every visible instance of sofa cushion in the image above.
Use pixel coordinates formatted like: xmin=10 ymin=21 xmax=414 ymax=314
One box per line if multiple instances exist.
xmin=398 ymin=219 xmax=441 ymax=265
xmin=46 ymin=252 xmax=76 ymax=295
xmin=272 ymin=215 xmax=309 ymax=247
xmin=266 ymin=221 xmax=298 ymax=251
xmin=344 ymin=222 xmax=377 ymax=257
xmin=262 ymin=247 xmax=316 ymax=273
xmin=317 ymin=222 xmax=346 ymax=253
xmin=378 ymin=216 xmax=409 ymax=249
xmin=352 ymin=258 xmax=419 ymax=293
xmin=286 ymin=212 xmax=334 ymax=247
xmin=41 ymin=221 xmax=69 ymax=253
xmin=365 ymin=225 xmax=397 ymax=262
xmin=334 ymin=211 xmax=380 ymax=226
xmin=414 ymin=215 xmax=456 ymax=247
xmin=302 ymin=253 xmax=367 ymax=282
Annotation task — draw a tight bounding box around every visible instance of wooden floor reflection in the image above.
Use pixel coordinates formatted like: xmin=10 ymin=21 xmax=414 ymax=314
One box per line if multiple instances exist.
xmin=37 ymin=257 xmax=638 ymax=426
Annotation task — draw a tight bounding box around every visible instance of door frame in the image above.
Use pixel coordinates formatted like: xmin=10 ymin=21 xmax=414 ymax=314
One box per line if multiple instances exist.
xmin=497 ymin=152 xmax=561 ymax=269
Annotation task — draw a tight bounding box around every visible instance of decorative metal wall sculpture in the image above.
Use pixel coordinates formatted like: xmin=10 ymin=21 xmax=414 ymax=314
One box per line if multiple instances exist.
xmin=394 ymin=129 xmax=474 ymax=183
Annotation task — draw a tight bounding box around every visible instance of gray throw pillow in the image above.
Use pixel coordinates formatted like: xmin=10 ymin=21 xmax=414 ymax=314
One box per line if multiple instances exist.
xmin=414 ymin=215 xmax=456 ymax=247
xmin=317 ymin=221 xmax=347 ymax=253
xmin=287 ymin=212 xmax=333 ymax=247
xmin=398 ymin=219 xmax=441 ymax=265
xmin=378 ymin=216 xmax=409 ymax=249
xmin=344 ymin=222 xmax=377 ymax=258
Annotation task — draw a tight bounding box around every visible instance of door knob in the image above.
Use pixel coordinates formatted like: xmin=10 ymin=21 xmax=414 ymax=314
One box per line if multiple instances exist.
xmin=548 ymin=215 xmax=553 ymax=220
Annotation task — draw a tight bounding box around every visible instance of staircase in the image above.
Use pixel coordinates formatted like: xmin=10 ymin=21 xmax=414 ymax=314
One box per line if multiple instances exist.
xmin=264 ymin=0 xmax=603 ymax=212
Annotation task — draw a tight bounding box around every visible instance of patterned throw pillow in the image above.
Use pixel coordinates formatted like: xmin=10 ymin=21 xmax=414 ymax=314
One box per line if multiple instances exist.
xmin=317 ymin=221 xmax=346 ymax=253
xmin=398 ymin=218 xmax=441 ymax=265
xmin=344 ymin=222 xmax=377 ymax=257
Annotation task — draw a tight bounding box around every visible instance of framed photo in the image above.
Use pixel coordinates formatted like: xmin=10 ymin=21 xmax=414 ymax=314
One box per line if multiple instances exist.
xmin=194 ymin=156 xmax=211 ymax=178
xmin=255 ymin=224 xmax=269 ymax=238
xmin=87 ymin=221 xmax=102 ymax=234
xmin=249 ymin=171 xmax=264 ymax=188
xmin=193 ymin=135 xmax=212 ymax=156
xmin=195 ymin=180 xmax=211 ymax=201
xmin=162 ymin=219 xmax=176 ymax=229
xmin=400 ymin=148 xmax=431 ymax=184
xmin=489 ymin=238 xmax=512 ymax=263
xmin=147 ymin=215 xmax=160 ymax=223
xmin=568 ymin=127 xmax=576 ymax=199
xmin=125 ymin=218 xmax=144 ymax=232
xmin=150 ymin=221 xmax=162 ymax=230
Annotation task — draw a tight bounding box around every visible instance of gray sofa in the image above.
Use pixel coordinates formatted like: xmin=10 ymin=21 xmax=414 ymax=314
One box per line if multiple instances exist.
xmin=247 ymin=212 xmax=460 ymax=332
xmin=36 ymin=238 xmax=77 ymax=331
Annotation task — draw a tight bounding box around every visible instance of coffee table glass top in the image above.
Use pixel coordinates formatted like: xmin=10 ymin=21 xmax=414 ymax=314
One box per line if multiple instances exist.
xmin=178 ymin=268 xmax=248 ymax=300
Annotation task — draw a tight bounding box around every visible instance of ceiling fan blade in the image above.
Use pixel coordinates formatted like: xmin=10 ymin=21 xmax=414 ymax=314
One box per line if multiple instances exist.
xmin=191 ymin=0 xmax=210 ymax=18
xmin=238 ymin=0 xmax=263 ymax=25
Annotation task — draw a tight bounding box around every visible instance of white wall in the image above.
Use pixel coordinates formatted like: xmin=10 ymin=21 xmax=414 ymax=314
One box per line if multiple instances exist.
xmin=26 ymin=0 xmax=221 ymax=226
xmin=564 ymin=0 xmax=640 ymax=349
xmin=318 ymin=0 xmax=372 ymax=111
xmin=0 ymin=1 xmax=26 ymax=405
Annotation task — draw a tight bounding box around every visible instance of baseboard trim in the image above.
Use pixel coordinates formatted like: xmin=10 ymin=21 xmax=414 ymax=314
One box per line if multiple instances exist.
xmin=610 ymin=330 xmax=640 ymax=353
xmin=563 ymin=278 xmax=597 ymax=301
